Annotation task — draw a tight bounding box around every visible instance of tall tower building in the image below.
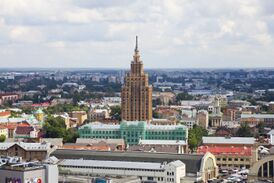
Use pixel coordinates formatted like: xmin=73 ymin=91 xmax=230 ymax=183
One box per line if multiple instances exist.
xmin=121 ymin=36 xmax=153 ymax=121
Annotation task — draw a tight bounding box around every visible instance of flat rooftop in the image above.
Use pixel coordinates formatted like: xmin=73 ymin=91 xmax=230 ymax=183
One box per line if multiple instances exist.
xmin=202 ymin=137 xmax=256 ymax=145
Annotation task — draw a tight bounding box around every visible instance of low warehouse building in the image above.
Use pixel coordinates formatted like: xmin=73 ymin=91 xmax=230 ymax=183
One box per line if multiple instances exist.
xmin=52 ymin=149 xmax=218 ymax=182
xmin=59 ymin=159 xmax=185 ymax=183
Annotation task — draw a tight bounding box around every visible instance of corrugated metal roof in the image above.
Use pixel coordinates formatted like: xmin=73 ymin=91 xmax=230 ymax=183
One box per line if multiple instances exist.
xmin=52 ymin=149 xmax=204 ymax=173
xmin=59 ymin=159 xmax=165 ymax=170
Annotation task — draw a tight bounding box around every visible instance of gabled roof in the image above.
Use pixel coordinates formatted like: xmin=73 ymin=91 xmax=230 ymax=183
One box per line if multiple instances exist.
xmin=169 ymin=160 xmax=185 ymax=167
xmin=0 ymin=142 xmax=51 ymax=151
xmin=15 ymin=126 xmax=34 ymax=135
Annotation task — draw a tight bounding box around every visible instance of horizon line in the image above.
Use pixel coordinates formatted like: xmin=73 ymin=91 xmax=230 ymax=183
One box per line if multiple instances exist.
xmin=1 ymin=67 xmax=274 ymax=70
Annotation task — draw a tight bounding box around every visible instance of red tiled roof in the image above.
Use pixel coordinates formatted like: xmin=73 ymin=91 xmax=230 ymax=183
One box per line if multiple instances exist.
xmin=0 ymin=111 xmax=11 ymax=117
xmin=31 ymin=102 xmax=50 ymax=107
xmin=197 ymin=146 xmax=252 ymax=156
xmin=6 ymin=124 xmax=17 ymax=130
xmin=0 ymin=125 xmax=7 ymax=129
xmin=18 ymin=121 xmax=30 ymax=127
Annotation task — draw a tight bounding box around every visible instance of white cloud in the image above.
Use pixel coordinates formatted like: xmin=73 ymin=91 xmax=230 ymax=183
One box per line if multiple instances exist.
xmin=9 ymin=26 xmax=45 ymax=43
xmin=0 ymin=0 xmax=273 ymax=68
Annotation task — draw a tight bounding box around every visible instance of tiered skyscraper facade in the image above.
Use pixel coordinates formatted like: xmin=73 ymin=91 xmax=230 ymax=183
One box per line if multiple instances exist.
xmin=121 ymin=36 xmax=152 ymax=121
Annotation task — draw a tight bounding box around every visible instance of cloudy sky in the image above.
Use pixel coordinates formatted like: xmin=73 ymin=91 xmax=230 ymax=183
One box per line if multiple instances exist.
xmin=0 ymin=0 xmax=274 ymax=68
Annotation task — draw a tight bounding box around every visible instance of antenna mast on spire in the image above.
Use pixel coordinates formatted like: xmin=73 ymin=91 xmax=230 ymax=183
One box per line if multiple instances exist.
xmin=135 ymin=35 xmax=139 ymax=53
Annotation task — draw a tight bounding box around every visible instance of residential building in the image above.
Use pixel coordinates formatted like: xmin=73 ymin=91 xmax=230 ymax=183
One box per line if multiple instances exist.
xmin=14 ymin=125 xmax=38 ymax=139
xmin=0 ymin=142 xmax=56 ymax=161
xmin=180 ymin=118 xmax=196 ymax=129
xmin=196 ymin=110 xmax=209 ymax=129
xmin=229 ymin=100 xmax=251 ymax=108
xmin=152 ymin=92 xmax=176 ymax=106
xmin=242 ymin=105 xmax=261 ymax=114
xmin=79 ymin=121 xmax=188 ymax=146
xmin=269 ymin=101 xmax=274 ymax=112
xmin=121 ymin=36 xmax=153 ymax=121
xmin=241 ymin=114 xmax=274 ymax=127
xmin=223 ymin=107 xmax=238 ymax=121
xmin=50 ymin=98 xmax=73 ymax=106
xmin=155 ymin=106 xmax=180 ymax=120
xmin=0 ymin=93 xmax=19 ymax=105
xmin=0 ymin=126 xmax=8 ymax=138
xmin=89 ymin=108 xmax=110 ymax=122
xmin=71 ymin=111 xmax=87 ymax=124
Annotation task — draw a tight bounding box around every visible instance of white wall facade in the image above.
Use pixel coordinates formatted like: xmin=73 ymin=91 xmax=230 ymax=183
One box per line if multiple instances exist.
xmin=59 ymin=160 xmax=185 ymax=183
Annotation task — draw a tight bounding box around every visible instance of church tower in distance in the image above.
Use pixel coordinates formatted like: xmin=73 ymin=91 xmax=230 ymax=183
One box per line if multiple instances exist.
xmin=121 ymin=36 xmax=153 ymax=122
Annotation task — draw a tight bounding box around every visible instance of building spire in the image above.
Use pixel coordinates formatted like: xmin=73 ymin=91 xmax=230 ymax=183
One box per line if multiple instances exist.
xmin=133 ymin=35 xmax=140 ymax=62
xmin=135 ymin=35 xmax=139 ymax=53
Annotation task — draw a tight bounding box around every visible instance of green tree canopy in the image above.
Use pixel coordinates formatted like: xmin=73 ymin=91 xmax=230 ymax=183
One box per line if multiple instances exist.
xmin=0 ymin=135 xmax=6 ymax=142
xmin=110 ymin=105 xmax=121 ymax=121
xmin=43 ymin=116 xmax=79 ymax=143
xmin=236 ymin=123 xmax=253 ymax=137
xmin=44 ymin=104 xmax=88 ymax=115
xmin=188 ymin=125 xmax=208 ymax=151
xmin=176 ymin=92 xmax=193 ymax=102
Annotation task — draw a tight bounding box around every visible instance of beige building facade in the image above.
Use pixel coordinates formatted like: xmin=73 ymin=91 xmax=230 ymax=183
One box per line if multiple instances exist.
xmin=0 ymin=142 xmax=54 ymax=161
xmin=121 ymin=36 xmax=152 ymax=121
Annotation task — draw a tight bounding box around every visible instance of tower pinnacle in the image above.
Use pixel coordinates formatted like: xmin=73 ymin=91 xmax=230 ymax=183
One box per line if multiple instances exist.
xmin=135 ymin=36 xmax=139 ymax=53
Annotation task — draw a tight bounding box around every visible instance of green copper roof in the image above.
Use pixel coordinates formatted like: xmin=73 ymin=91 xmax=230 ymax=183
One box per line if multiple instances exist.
xmin=34 ymin=108 xmax=44 ymax=114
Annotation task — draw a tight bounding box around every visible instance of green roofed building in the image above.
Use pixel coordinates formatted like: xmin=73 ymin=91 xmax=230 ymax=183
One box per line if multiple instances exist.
xmin=79 ymin=121 xmax=188 ymax=145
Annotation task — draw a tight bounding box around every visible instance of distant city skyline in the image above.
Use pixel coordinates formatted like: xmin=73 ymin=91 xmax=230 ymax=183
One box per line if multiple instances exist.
xmin=0 ymin=0 xmax=274 ymax=68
